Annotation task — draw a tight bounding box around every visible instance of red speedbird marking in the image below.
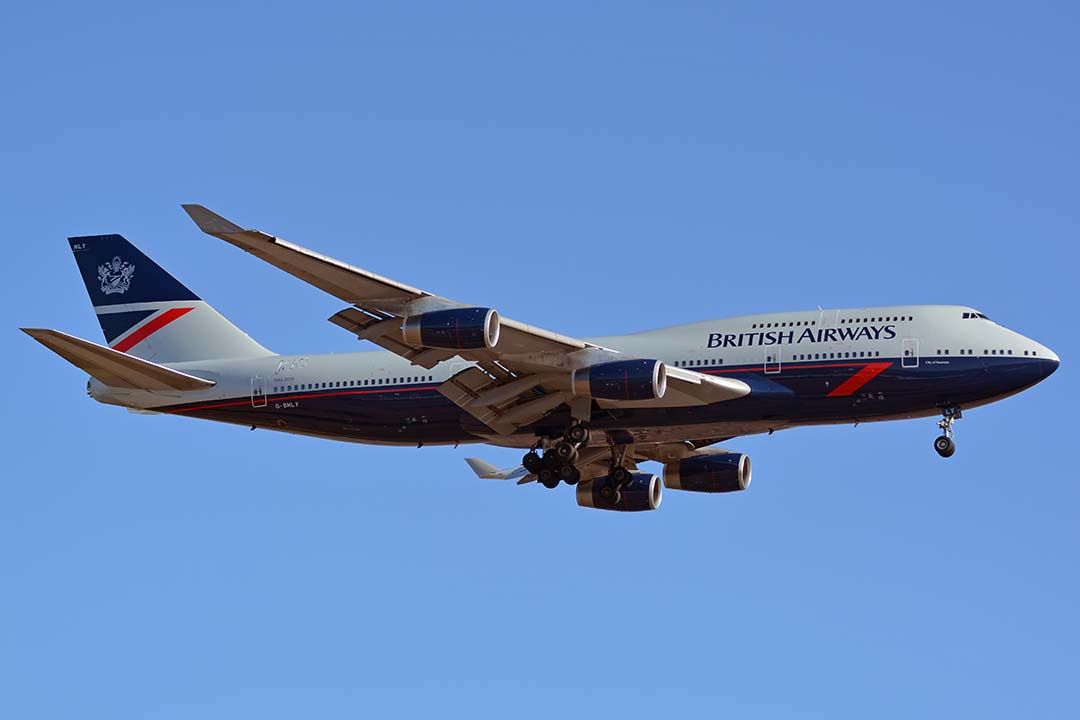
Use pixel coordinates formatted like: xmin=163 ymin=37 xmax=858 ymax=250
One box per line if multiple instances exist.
xmin=827 ymin=361 xmax=892 ymax=397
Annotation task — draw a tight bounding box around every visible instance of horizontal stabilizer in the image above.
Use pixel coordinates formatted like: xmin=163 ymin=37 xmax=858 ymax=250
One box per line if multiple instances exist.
xmin=21 ymin=328 xmax=216 ymax=392
xmin=464 ymin=458 xmax=530 ymax=481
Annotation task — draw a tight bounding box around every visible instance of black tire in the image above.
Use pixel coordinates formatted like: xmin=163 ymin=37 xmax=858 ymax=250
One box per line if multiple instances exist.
xmin=542 ymin=451 xmax=562 ymax=470
xmin=610 ymin=467 xmax=632 ymax=487
xmin=538 ymin=467 xmax=560 ymax=488
xmin=565 ymin=424 xmax=590 ymax=446
xmin=558 ymin=464 xmax=581 ymax=485
xmin=934 ymin=436 xmax=956 ymax=458
xmin=553 ymin=441 xmax=578 ymax=464
xmin=522 ymin=451 xmax=543 ymax=474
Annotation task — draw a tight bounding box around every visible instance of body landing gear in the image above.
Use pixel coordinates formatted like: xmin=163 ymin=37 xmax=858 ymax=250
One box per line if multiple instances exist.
xmin=935 ymin=406 xmax=961 ymax=458
xmin=521 ymin=424 xmax=591 ymax=489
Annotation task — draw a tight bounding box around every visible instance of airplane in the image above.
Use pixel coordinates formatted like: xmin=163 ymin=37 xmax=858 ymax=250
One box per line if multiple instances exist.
xmin=22 ymin=206 xmax=1060 ymax=512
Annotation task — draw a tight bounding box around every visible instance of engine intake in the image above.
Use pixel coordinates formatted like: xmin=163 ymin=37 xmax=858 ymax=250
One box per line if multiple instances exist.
xmin=663 ymin=451 xmax=751 ymax=493
xmin=573 ymin=359 xmax=667 ymax=401
xmin=577 ymin=472 xmax=663 ymax=512
xmin=402 ymin=307 xmax=500 ymax=350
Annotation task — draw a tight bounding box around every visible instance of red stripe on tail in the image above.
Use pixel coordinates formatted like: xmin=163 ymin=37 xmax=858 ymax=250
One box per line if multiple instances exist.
xmin=112 ymin=307 xmax=194 ymax=353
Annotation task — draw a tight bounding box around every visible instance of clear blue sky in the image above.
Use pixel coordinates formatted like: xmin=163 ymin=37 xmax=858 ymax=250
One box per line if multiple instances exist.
xmin=2 ymin=2 xmax=1077 ymax=717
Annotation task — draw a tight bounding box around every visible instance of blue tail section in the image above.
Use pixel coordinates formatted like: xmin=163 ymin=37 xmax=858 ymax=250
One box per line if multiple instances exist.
xmin=69 ymin=234 xmax=200 ymax=308
xmin=66 ymin=233 xmax=271 ymax=363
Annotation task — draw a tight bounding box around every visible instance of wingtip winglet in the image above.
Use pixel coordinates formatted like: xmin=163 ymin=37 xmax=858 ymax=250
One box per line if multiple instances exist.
xmin=181 ymin=204 xmax=244 ymax=235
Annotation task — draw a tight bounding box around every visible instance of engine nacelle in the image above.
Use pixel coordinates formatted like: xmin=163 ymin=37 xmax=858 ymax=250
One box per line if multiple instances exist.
xmin=663 ymin=450 xmax=751 ymax=493
xmin=576 ymin=472 xmax=663 ymax=512
xmin=572 ymin=359 xmax=667 ymax=401
xmin=402 ymin=307 xmax=500 ymax=350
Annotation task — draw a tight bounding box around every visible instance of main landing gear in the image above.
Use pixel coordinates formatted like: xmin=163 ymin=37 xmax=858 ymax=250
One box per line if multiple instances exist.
xmin=522 ymin=425 xmax=639 ymax=497
xmin=934 ymin=406 xmax=961 ymax=458
xmin=522 ymin=424 xmax=590 ymax=489
xmin=596 ymin=466 xmax=632 ymax=505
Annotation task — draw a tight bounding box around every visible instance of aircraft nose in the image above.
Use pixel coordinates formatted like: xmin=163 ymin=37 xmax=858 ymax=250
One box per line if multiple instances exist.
xmin=1045 ymin=348 xmax=1060 ymax=375
xmin=1031 ymin=343 xmax=1059 ymax=381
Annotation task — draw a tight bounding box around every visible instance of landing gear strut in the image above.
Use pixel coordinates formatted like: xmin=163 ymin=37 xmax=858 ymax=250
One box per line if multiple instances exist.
xmin=593 ymin=446 xmax=636 ymax=505
xmin=934 ymin=406 xmax=961 ymax=458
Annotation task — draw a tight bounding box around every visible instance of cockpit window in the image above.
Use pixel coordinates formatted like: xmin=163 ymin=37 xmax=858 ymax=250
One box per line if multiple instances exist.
xmin=962 ymin=311 xmax=990 ymax=320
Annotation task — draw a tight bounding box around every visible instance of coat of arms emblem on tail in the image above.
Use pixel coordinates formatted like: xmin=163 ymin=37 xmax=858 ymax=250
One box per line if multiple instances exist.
xmin=98 ymin=256 xmax=135 ymax=295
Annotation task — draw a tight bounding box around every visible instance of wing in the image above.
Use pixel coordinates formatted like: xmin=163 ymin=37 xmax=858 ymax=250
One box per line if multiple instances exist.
xmin=182 ymin=205 xmax=749 ymax=433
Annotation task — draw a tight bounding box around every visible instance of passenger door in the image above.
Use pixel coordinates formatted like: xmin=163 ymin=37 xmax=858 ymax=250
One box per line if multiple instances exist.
xmin=902 ymin=338 xmax=919 ymax=368
xmin=764 ymin=346 xmax=781 ymax=374
xmin=251 ymin=376 xmax=267 ymax=407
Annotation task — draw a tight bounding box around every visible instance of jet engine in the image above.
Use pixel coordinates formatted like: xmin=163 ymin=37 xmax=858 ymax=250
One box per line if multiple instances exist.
xmin=572 ymin=359 xmax=667 ymax=401
xmin=402 ymin=307 xmax=500 ymax=350
xmin=663 ymin=450 xmax=752 ymax=493
xmin=576 ymin=472 xmax=663 ymax=512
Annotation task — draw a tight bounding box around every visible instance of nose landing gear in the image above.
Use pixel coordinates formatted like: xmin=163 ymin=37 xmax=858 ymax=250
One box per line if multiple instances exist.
xmin=934 ymin=406 xmax=961 ymax=458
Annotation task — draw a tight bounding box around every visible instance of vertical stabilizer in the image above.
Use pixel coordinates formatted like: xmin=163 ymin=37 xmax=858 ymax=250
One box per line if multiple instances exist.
xmin=69 ymin=234 xmax=272 ymax=363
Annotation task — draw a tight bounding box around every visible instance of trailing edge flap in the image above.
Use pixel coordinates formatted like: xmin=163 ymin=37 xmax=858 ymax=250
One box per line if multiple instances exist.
xmin=21 ymin=328 xmax=216 ymax=392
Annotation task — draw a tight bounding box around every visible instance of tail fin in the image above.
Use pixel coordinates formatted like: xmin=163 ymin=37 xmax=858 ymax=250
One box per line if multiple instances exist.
xmin=68 ymin=234 xmax=271 ymax=363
